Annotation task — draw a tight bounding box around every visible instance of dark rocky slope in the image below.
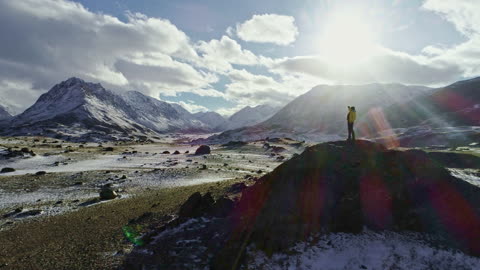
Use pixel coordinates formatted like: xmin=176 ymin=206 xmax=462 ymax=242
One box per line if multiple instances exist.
xmin=125 ymin=140 xmax=480 ymax=269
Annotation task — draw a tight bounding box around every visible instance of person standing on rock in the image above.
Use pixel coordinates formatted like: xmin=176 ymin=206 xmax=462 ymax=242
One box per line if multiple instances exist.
xmin=347 ymin=106 xmax=356 ymax=141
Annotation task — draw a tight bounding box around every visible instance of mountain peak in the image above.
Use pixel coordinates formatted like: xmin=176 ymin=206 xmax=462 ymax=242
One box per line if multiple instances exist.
xmin=62 ymin=77 xmax=86 ymax=86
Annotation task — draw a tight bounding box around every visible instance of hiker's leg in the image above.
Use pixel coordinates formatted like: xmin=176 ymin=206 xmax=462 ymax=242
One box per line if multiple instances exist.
xmin=347 ymin=122 xmax=351 ymax=140
xmin=352 ymin=123 xmax=355 ymax=140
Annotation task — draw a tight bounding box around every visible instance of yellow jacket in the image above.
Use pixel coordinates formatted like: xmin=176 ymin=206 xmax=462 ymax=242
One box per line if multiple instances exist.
xmin=347 ymin=109 xmax=356 ymax=123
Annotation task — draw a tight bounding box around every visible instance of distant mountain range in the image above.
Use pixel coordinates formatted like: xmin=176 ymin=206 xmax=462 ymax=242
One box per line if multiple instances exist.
xmin=223 ymin=105 xmax=279 ymax=131
xmin=201 ymin=78 xmax=480 ymax=147
xmin=1 ymin=76 xmax=478 ymax=145
xmin=0 ymin=78 xmax=278 ymax=141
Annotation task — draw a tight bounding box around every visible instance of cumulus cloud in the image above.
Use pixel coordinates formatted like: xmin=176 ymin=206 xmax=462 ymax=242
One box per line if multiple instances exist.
xmin=3 ymin=0 xmax=480 ymax=115
xmin=0 ymin=80 xmax=41 ymax=114
xmin=423 ymin=0 xmax=480 ymax=36
xmin=195 ymin=35 xmax=260 ymax=73
xmin=421 ymin=0 xmax=480 ymax=78
xmin=223 ymin=69 xmax=319 ymax=108
xmin=0 ymin=0 xmax=214 ymax=109
xmin=236 ymin=14 xmax=299 ymax=45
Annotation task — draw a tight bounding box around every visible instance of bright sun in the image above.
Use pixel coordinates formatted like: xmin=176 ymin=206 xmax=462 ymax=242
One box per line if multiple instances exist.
xmin=319 ymin=12 xmax=379 ymax=67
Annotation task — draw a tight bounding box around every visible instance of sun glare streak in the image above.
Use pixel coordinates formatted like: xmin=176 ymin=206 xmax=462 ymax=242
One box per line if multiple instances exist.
xmin=359 ymin=107 xmax=399 ymax=149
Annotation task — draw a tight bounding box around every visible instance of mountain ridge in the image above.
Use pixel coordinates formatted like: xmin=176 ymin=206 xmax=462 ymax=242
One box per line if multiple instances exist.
xmin=200 ymin=79 xmax=479 ymax=146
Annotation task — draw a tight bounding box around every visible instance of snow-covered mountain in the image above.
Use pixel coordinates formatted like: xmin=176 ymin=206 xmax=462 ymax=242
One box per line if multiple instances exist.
xmin=1 ymin=78 xmax=212 ymax=141
xmin=0 ymin=104 xmax=12 ymax=120
xmin=222 ymin=104 xmax=279 ymax=131
xmin=121 ymin=91 xmax=210 ymax=133
xmin=193 ymin=111 xmax=227 ymax=131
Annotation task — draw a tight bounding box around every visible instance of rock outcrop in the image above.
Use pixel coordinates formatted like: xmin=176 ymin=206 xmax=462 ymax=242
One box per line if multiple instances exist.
xmin=212 ymin=140 xmax=480 ymax=268
xmin=126 ymin=140 xmax=480 ymax=269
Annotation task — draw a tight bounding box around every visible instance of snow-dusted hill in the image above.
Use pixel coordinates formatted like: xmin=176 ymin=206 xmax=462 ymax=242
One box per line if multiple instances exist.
xmin=121 ymin=91 xmax=210 ymax=133
xmin=1 ymin=78 xmax=213 ymax=141
xmin=193 ymin=111 xmax=227 ymax=131
xmin=222 ymin=104 xmax=279 ymax=131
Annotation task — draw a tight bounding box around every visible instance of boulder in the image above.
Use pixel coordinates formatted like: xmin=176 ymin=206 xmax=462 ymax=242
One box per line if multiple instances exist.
xmin=100 ymin=187 xmax=117 ymax=200
xmin=195 ymin=145 xmax=211 ymax=155
xmin=162 ymin=151 xmax=170 ymax=154
xmin=173 ymin=150 xmax=180 ymax=155
xmin=35 ymin=171 xmax=47 ymax=176
xmin=1 ymin=167 xmax=15 ymax=173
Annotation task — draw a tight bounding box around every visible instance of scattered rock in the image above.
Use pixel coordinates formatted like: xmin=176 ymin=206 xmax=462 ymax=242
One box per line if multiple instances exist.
xmin=200 ymin=164 xmax=207 ymax=170
xmin=173 ymin=150 xmax=180 ymax=155
xmin=195 ymin=145 xmax=211 ymax=155
xmin=185 ymin=150 xmax=190 ymax=154
xmin=162 ymin=151 xmax=170 ymax=154
xmin=35 ymin=171 xmax=47 ymax=176
xmin=104 ymin=147 xmax=114 ymax=151
xmin=100 ymin=187 xmax=117 ymax=200
xmin=1 ymin=167 xmax=15 ymax=173
xmin=256 ymin=170 xmax=263 ymax=174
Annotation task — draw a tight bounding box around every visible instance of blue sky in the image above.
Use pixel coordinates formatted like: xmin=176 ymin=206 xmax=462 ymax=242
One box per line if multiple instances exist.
xmin=0 ymin=0 xmax=479 ymax=115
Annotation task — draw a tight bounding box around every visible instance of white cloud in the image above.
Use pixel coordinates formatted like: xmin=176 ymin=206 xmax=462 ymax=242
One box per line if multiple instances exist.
xmin=419 ymin=0 xmax=480 ymax=79
xmin=215 ymin=104 xmax=247 ymax=117
xmin=223 ymin=69 xmax=319 ymax=107
xmin=236 ymin=14 xmax=299 ymax=45
xmin=195 ymin=35 xmax=260 ymax=73
xmin=0 ymin=80 xmax=40 ymax=114
xmin=0 ymin=0 xmax=213 ymax=110
xmin=423 ymin=0 xmax=480 ymax=37
xmin=2 ymin=0 xmax=480 ymax=115
xmin=174 ymin=101 xmax=208 ymax=113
